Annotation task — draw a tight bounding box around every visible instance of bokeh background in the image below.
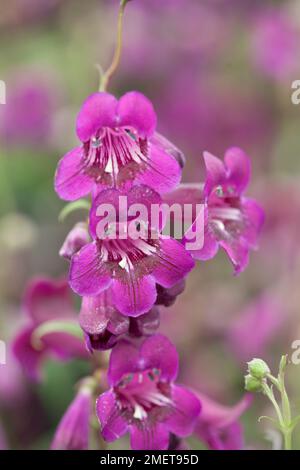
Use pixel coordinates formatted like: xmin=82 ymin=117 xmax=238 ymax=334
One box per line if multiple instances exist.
xmin=1 ymin=0 xmax=300 ymax=450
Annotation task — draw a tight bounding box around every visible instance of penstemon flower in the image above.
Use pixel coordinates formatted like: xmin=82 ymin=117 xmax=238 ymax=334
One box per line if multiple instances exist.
xmin=96 ymin=334 xmax=201 ymax=450
xmin=54 ymin=91 xmax=183 ymax=201
xmin=194 ymin=392 xmax=252 ymax=450
xmin=184 ymin=147 xmax=264 ymax=273
xmin=12 ymin=0 xmax=266 ymax=452
xmin=51 ymin=380 xmax=93 ymax=450
xmin=13 ymin=277 xmax=87 ymax=380
xmin=69 ymin=185 xmax=195 ymax=316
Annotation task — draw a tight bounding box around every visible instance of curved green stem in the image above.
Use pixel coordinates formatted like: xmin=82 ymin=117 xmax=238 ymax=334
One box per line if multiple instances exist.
xmin=100 ymin=0 xmax=129 ymax=91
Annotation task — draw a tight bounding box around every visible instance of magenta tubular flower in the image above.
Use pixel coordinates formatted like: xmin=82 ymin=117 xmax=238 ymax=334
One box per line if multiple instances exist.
xmin=96 ymin=334 xmax=201 ymax=450
xmin=51 ymin=386 xmax=92 ymax=450
xmin=184 ymin=148 xmax=264 ymax=273
xmin=79 ymin=292 xmax=160 ymax=352
xmin=69 ymin=185 xmax=194 ymax=316
xmin=12 ymin=277 xmax=87 ymax=380
xmin=59 ymin=222 xmax=91 ymax=260
xmin=194 ymin=393 xmax=252 ymax=450
xmin=54 ymin=91 xmax=182 ymax=200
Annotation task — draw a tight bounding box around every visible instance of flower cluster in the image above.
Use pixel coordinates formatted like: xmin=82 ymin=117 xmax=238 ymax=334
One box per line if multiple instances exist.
xmin=12 ymin=83 xmax=264 ymax=449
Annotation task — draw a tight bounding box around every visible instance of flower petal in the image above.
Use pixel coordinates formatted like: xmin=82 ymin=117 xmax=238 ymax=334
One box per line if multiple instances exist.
xmin=164 ymin=385 xmax=202 ymax=437
xmin=224 ymin=147 xmax=251 ymax=194
xmin=107 ymin=340 xmax=141 ymax=386
xmin=96 ymin=390 xmax=128 ymax=442
xmin=152 ymin=132 xmax=186 ymax=169
xmin=12 ymin=326 xmax=45 ymax=381
xmin=111 ymin=275 xmax=157 ymax=317
xmin=130 ymin=423 xmax=169 ymax=450
xmin=23 ymin=277 xmax=75 ymax=325
xmin=51 ymin=390 xmax=91 ymax=450
xmin=76 ymin=92 xmax=118 ymax=142
xmin=203 ymin=151 xmax=226 ymax=196
xmin=241 ymin=197 xmax=265 ymax=248
xmin=152 ymin=238 xmax=195 ymax=288
xmin=140 ymin=334 xmax=179 ymax=382
xmin=137 ymin=144 xmax=181 ymax=194
xmin=69 ymin=242 xmax=112 ymax=296
xmin=117 ymin=91 xmax=157 ymax=137
xmin=220 ymin=238 xmax=249 ymax=274
xmin=54 ymin=147 xmax=94 ymax=201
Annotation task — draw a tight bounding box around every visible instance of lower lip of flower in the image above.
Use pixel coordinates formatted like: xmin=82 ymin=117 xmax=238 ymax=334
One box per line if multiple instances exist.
xmin=210 ymin=206 xmax=244 ymax=241
xmin=114 ymin=369 xmax=173 ymax=422
xmin=98 ymin=235 xmax=159 ymax=277
xmin=83 ymin=126 xmax=149 ymax=186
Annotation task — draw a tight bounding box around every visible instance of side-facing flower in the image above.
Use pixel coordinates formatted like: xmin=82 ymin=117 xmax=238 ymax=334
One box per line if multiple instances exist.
xmin=194 ymin=392 xmax=252 ymax=450
xmin=51 ymin=380 xmax=92 ymax=450
xmin=79 ymin=292 xmax=160 ymax=352
xmin=96 ymin=334 xmax=201 ymax=450
xmin=69 ymin=185 xmax=195 ymax=316
xmin=12 ymin=277 xmax=87 ymax=380
xmin=59 ymin=222 xmax=91 ymax=260
xmin=54 ymin=91 xmax=182 ymax=200
xmin=184 ymin=147 xmax=264 ymax=273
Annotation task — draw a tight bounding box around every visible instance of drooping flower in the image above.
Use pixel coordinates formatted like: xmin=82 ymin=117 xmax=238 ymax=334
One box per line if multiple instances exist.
xmin=79 ymin=291 xmax=160 ymax=352
xmin=12 ymin=277 xmax=87 ymax=380
xmin=96 ymin=334 xmax=201 ymax=450
xmin=59 ymin=222 xmax=91 ymax=260
xmin=184 ymin=147 xmax=264 ymax=273
xmin=54 ymin=91 xmax=183 ymax=200
xmin=51 ymin=382 xmax=92 ymax=450
xmin=69 ymin=185 xmax=195 ymax=316
xmin=194 ymin=392 xmax=252 ymax=450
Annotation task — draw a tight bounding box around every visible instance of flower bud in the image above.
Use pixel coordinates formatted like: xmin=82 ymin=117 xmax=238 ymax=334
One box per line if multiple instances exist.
xmin=247 ymin=358 xmax=270 ymax=380
xmin=59 ymin=223 xmax=90 ymax=260
xmin=51 ymin=386 xmax=92 ymax=450
xmin=245 ymin=374 xmax=263 ymax=393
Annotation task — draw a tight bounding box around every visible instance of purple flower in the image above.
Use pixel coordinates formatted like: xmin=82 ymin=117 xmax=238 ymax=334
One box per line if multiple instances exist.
xmin=51 ymin=385 xmax=92 ymax=450
xmin=59 ymin=222 xmax=91 ymax=260
xmin=79 ymin=292 xmax=160 ymax=352
xmin=96 ymin=334 xmax=201 ymax=450
xmin=184 ymin=148 xmax=264 ymax=273
xmin=12 ymin=277 xmax=87 ymax=380
xmin=54 ymin=91 xmax=182 ymax=200
xmin=69 ymin=185 xmax=195 ymax=316
xmin=194 ymin=392 xmax=252 ymax=450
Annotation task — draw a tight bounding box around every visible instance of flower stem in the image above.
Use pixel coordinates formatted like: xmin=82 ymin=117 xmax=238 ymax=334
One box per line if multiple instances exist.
xmin=99 ymin=0 xmax=129 ymax=92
